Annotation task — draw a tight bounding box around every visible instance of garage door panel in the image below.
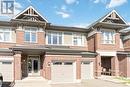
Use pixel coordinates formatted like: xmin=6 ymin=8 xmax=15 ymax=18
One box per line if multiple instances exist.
xmin=81 ymin=61 xmax=93 ymax=80
xmin=51 ymin=61 xmax=75 ymax=83
xmin=0 ymin=61 xmax=14 ymax=82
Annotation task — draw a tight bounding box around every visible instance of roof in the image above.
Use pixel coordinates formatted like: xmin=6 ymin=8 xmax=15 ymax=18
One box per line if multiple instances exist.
xmin=87 ymin=10 xmax=129 ymax=29
xmin=47 ymin=25 xmax=90 ymax=32
xmin=10 ymin=45 xmax=97 ymax=56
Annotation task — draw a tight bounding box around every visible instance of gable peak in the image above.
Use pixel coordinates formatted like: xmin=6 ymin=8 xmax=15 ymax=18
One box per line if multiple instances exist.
xmin=100 ymin=9 xmax=127 ymax=24
xmin=13 ymin=6 xmax=48 ymax=22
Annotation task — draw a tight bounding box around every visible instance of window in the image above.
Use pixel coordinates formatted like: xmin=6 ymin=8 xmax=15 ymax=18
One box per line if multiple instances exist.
xmin=101 ymin=30 xmax=115 ymax=44
xmin=73 ymin=33 xmax=84 ymax=46
xmin=46 ymin=32 xmax=62 ymax=45
xmin=0 ymin=28 xmax=12 ymax=42
xmin=24 ymin=28 xmax=37 ymax=43
xmin=81 ymin=61 xmax=90 ymax=64
xmin=53 ymin=62 xmax=62 ymax=65
xmin=64 ymin=62 xmax=73 ymax=65
xmin=2 ymin=61 xmax=12 ymax=64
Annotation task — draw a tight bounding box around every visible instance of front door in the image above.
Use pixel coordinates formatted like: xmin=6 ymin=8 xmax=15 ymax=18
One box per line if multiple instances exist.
xmin=28 ymin=56 xmax=40 ymax=76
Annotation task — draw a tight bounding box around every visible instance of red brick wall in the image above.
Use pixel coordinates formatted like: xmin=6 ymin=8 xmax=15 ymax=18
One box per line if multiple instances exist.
xmin=118 ymin=55 xmax=127 ymax=77
xmin=123 ymin=39 xmax=130 ymax=51
xmin=37 ymin=32 xmax=45 ymax=45
xmin=16 ymin=30 xmax=45 ymax=45
xmin=14 ymin=52 xmax=22 ymax=80
xmin=0 ymin=43 xmax=15 ymax=48
xmin=87 ymin=35 xmax=95 ymax=51
xmin=16 ymin=30 xmax=24 ymax=44
xmin=118 ymin=54 xmax=130 ymax=77
xmin=95 ymin=33 xmax=120 ymax=51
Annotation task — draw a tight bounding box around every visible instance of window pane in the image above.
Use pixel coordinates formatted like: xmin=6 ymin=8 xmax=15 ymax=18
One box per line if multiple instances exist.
xmin=77 ymin=37 xmax=82 ymax=45
xmin=59 ymin=35 xmax=62 ymax=44
xmin=48 ymin=34 xmax=51 ymax=44
xmin=0 ymin=32 xmax=3 ymax=41
xmin=73 ymin=37 xmax=77 ymax=45
xmin=31 ymin=32 xmax=36 ymax=42
xmin=102 ymin=30 xmax=115 ymax=44
xmin=25 ymin=28 xmax=30 ymax=32
xmin=4 ymin=28 xmax=10 ymax=31
xmin=4 ymin=32 xmax=10 ymax=41
xmin=73 ymin=34 xmax=83 ymax=46
xmin=25 ymin=32 xmax=30 ymax=41
xmin=31 ymin=28 xmax=37 ymax=32
xmin=53 ymin=34 xmax=57 ymax=44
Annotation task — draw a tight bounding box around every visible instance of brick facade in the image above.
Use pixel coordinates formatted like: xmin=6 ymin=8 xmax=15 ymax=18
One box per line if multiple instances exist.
xmin=0 ymin=6 xmax=130 ymax=83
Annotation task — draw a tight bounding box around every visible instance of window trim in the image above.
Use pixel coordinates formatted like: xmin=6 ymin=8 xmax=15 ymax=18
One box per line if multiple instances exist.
xmin=0 ymin=27 xmax=12 ymax=42
xmin=24 ymin=27 xmax=38 ymax=43
xmin=101 ymin=29 xmax=115 ymax=44
xmin=46 ymin=31 xmax=63 ymax=45
xmin=46 ymin=31 xmax=85 ymax=46
xmin=72 ymin=32 xmax=85 ymax=46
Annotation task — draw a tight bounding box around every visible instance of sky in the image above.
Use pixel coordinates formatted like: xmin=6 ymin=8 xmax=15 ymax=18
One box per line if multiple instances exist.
xmin=0 ymin=0 xmax=130 ymax=28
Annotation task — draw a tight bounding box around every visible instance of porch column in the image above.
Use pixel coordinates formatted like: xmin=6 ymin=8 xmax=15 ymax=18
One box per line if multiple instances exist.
xmin=14 ymin=51 xmax=22 ymax=80
xmin=126 ymin=55 xmax=130 ymax=77
xmin=96 ymin=54 xmax=101 ymax=77
xmin=111 ymin=56 xmax=119 ymax=76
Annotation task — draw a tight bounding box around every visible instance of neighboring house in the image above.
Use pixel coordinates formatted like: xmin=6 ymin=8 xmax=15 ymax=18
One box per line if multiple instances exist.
xmin=0 ymin=6 xmax=130 ymax=83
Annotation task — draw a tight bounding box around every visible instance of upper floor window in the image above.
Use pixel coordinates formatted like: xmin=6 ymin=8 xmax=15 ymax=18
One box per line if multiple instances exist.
xmin=46 ymin=32 xmax=62 ymax=45
xmin=24 ymin=28 xmax=37 ymax=43
xmin=101 ymin=30 xmax=115 ymax=44
xmin=73 ymin=33 xmax=84 ymax=46
xmin=0 ymin=28 xmax=12 ymax=42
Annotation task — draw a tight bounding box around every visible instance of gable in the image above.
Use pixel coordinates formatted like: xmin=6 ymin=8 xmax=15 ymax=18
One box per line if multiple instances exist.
xmin=100 ymin=10 xmax=127 ymax=25
xmin=13 ymin=6 xmax=48 ymax=22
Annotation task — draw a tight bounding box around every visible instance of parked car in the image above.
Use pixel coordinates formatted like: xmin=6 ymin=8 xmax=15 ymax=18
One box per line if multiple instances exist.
xmin=0 ymin=73 xmax=3 ymax=87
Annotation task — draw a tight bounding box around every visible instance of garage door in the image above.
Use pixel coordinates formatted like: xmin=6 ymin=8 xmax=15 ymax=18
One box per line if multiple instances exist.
xmin=81 ymin=61 xmax=93 ymax=79
xmin=51 ymin=61 xmax=76 ymax=83
xmin=0 ymin=61 xmax=14 ymax=82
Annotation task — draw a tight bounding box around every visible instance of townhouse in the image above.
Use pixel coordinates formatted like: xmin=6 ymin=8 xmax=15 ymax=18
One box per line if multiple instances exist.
xmin=0 ymin=6 xmax=130 ymax=83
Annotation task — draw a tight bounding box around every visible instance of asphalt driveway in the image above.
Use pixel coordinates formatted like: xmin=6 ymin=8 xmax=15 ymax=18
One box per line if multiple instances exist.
xmin=51 ymin=79 xmax=130 ymax=87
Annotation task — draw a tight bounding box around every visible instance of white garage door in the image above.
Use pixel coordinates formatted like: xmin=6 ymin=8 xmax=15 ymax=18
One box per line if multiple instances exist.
xmin=0 ymin=61 xmax=14 ymax=82
xmin=81 ymin=61 xmax=93 ymax=79
xmin=51 ymin=61 xmax=76 ymax=83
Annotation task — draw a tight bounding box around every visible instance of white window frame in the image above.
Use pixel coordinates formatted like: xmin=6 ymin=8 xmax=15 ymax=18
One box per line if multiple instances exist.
xmin=0 ymin=27 xmax=12 ymax=42
xmin=46 ymin=31 xmax=85 ymax=46
xmin=46 ymin=31 xmax=63 ymax=45
xmin=101 ymin=29 xmax=115 ymax=44
xmin=72 ymin=33 xmax=85 ymax=46
xmin=24 ymin=27 xmax=38 ymax=43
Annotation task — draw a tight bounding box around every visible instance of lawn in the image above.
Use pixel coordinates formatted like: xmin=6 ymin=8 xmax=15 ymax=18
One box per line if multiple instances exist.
xmin=115 ymin=77 xmax=130 ymax=84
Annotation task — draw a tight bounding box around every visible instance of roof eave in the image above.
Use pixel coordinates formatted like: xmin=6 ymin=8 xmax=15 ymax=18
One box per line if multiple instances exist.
xmin=47 ymin=25 xmax=90 ymax=32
